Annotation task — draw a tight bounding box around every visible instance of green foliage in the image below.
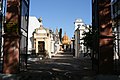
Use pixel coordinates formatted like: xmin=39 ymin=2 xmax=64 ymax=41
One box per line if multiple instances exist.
xmin=82 ymin=26 xmax=98 ymax=50
xmin=82 ymin=27 xmax=93 ymax=49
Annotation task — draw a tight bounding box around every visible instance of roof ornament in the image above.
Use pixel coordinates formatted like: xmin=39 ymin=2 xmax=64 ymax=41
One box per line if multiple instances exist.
xmin=38 ymin=17 xmax=43 ymax=28
xmin=38 ymin=17 xmax=42 ymax=22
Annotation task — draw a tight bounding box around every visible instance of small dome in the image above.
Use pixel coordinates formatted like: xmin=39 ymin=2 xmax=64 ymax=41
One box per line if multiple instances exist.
xmin=62 ymin=35 xmax=68 ymax=41
xmin=62 ymin=33 xmax=70 ymax=45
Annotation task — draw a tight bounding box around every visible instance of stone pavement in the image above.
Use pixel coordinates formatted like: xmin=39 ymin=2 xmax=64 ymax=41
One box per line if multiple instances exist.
xmin=0 ymin=52 xmax=120 ymax=80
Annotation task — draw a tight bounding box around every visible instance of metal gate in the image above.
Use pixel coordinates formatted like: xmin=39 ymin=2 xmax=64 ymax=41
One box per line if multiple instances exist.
xmin=112 ymin=0 xmax=120 ymax=74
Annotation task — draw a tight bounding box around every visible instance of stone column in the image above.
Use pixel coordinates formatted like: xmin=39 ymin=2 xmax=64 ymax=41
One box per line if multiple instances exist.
xmin=3 ymin=34 xmax=20 ymax=74
xmin=3 ymin=0 xmax=20 ymax=74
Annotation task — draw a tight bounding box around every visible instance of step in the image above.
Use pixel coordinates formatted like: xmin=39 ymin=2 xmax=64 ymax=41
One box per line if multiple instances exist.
xmin=54 ymin=54 xmax=73 ymax=57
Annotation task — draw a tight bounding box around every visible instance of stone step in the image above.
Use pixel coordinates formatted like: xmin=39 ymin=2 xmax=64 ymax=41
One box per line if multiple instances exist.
xmin=52 ymin=54 xmax=73 ymax=59
xmin=54 ymin=54 xmax=73 ymax=57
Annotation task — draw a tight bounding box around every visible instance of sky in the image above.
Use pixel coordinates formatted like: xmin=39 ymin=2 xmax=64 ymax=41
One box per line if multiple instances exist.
xmin=29 ymin=0 xmax=92 ymax=38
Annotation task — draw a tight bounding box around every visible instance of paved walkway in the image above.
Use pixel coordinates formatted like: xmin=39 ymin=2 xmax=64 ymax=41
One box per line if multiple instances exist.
xmin=0 ymin=52 xmax=120 ymax=80
xmin=21 ymin=56 xmax=96 ymax=80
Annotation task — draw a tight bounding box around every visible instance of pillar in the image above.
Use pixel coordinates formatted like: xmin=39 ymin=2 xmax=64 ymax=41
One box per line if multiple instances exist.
xmin=3 ymin=0 xmax=20 ymax=74
xmin=92 ymin=0 xmax=114 ymax=74
xmin=98 ymin=0 xmax=114 ymax=74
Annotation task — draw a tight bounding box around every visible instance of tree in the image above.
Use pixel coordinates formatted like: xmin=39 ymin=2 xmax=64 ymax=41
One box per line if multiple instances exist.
xmin=82 ymin=26 xmax=99 ymax=51
xmin=82 ymin=26 xmax=93 ymax=50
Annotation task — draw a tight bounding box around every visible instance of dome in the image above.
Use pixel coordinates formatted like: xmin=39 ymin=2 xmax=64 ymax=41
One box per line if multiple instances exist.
xmin=75 ymin=19 xmax=83 ymax=23
xmin=62 ymin=33 xmax=70 ymax=45
xmin=62 ymin=35 xmax=68 ymax=41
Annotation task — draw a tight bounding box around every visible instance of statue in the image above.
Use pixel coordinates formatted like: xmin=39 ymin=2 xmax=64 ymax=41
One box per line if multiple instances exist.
xmin=38 ymin=17 xmax=42 ymax=22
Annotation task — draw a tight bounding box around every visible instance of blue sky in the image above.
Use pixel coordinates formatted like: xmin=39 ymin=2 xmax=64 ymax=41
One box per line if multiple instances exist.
xmin=30 ymin=0 xmax=92 ymax=38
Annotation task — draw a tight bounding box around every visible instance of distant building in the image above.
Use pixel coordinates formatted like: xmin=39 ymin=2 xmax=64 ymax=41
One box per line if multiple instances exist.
xmin=74 ymin=19 xmax=85 ymax=31
xmin=62 ymin=32 xmax=71 ymax=51
xmin=31 ymin=18 xmax=61 ymax=58
xmin=32 ymin=18 xmax=54 ymax=58
xmin=74 ymin=19 xmax=90 ymax=58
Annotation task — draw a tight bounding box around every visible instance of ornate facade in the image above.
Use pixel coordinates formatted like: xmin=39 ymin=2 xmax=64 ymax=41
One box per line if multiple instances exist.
xmin=33 ymin=20 xmax=54 ymax=58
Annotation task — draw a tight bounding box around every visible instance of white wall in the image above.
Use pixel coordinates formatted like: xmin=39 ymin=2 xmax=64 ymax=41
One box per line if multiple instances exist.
xmin=28 ymin=16 xmax=40 ymax=51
